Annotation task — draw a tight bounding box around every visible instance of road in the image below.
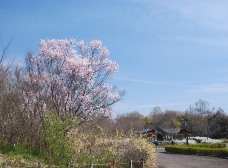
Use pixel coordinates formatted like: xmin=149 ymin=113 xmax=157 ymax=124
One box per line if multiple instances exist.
xmin=157 ymin=148 xmax=228 ymax=168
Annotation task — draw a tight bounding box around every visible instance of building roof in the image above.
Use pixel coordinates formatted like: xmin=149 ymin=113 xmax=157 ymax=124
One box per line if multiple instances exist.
xmin=161 ymin=128 xmax=180 ymax=134
xmin=139 ymin=128 xmax=156 ymax=134
xmin=178 ymin=128 xmax=191 ymax=134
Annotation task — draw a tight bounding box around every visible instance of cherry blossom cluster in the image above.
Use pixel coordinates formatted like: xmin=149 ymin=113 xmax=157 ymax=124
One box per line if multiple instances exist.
xmin=22 ymin=39 xmax=122 ymax=123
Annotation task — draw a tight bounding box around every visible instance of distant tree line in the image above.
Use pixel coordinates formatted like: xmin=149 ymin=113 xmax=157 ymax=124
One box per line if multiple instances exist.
xmin=100 ymin=100 xmax=228 ymax=139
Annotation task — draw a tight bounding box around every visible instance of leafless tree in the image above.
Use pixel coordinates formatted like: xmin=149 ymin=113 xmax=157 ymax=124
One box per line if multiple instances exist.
xmin=114 ymin=111 xmax=145 ymax=135
xmin=185 ymin=100 xmax=213 ymax=137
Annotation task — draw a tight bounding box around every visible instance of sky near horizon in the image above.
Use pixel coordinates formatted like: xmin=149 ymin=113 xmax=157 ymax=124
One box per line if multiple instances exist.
xmin=1 ymin=0 xmax=228 ymax=115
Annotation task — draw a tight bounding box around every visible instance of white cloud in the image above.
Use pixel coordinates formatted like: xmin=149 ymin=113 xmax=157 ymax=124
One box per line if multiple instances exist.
xmin=115 ymin=77 xmax=204 ymax=88
xmin=191 ymin=83 xmax=228 ymax=93
xmin=113 ymin=101 xmax=190 ymax=115
xmin=115 ymin=77 xmax=228 ymax=94
xmin=114 ymin=102 xmax=185 ymax=109
xmin=160 ymin=35 xmax=228 ymax=47
xmin=174 ymin=1 xmax=228 ymax=31
xmin=136 ymin=0 xmax=228 ymax=32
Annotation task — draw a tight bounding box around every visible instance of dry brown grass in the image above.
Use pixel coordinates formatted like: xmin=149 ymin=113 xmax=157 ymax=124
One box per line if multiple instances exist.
xmin=0 ymin=153 xmax=4 ymax=164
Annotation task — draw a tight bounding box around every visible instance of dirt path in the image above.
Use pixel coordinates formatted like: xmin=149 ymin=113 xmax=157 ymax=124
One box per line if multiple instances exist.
xmin=157 ymin=148 xmax=228 ymax=168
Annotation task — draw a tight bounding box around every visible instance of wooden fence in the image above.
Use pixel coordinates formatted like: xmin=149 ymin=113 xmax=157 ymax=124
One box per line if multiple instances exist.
xmin=1 ymin=159 xmax=145 ymax=168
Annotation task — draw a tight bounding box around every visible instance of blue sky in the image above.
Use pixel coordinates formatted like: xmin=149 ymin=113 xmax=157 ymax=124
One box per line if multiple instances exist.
xmin=1 ymin=0 xmax=228 ymax=115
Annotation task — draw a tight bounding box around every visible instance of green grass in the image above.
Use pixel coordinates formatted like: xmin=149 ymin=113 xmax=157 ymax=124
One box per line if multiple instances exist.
xmin=0 ymin=140 xmax=45 ymax=167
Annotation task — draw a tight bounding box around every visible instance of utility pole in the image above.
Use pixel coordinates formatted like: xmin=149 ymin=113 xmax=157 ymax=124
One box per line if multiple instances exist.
xmin=185 ymin=119 xmax=188 ymax=145
xmin=182 ymin=118 xmax=188 ymax=145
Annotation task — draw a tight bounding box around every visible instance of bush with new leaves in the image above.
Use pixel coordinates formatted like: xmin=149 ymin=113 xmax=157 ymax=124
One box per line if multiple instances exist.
xmin=41 ymin=113 xmax=77 ymax=166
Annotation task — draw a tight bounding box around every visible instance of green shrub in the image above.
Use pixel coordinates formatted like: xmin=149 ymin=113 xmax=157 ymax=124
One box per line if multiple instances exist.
xmin=194 ymin=143 xmax=225 ymax=148
xmin=174 ymin=143 xmax=226 ymax=149
xmin=41 ymin=113 xmax=77 ymax=166
xmin=0 ymin=140 xmax=14 ymax=153
xmin=0 ymin=140 xmax=39 ymax=158
xmin=165 ymin=145 xmax=228 ymax=157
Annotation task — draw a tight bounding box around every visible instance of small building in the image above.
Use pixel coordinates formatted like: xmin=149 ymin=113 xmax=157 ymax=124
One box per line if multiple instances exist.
xmin=177 ymin=128 xmax=191 ymax=139
xmin=139 ymin=128 xmax=156 ymax=136
xmin=159 ymin=128 xmax=180 ymax=141
xmin=139 ymin=128 xmax=157 ymax=142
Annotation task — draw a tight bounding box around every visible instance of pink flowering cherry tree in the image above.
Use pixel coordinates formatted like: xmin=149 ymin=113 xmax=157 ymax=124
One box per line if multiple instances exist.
xmin=21 ymin=39 xmax=123 ymax=125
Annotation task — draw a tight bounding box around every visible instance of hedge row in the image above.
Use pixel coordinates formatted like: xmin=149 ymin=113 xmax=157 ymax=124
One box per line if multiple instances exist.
xmin=176 ymin=143 xmax=226 ymax=148
xmin=165 ymin=145 xmax=228 ymax=157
